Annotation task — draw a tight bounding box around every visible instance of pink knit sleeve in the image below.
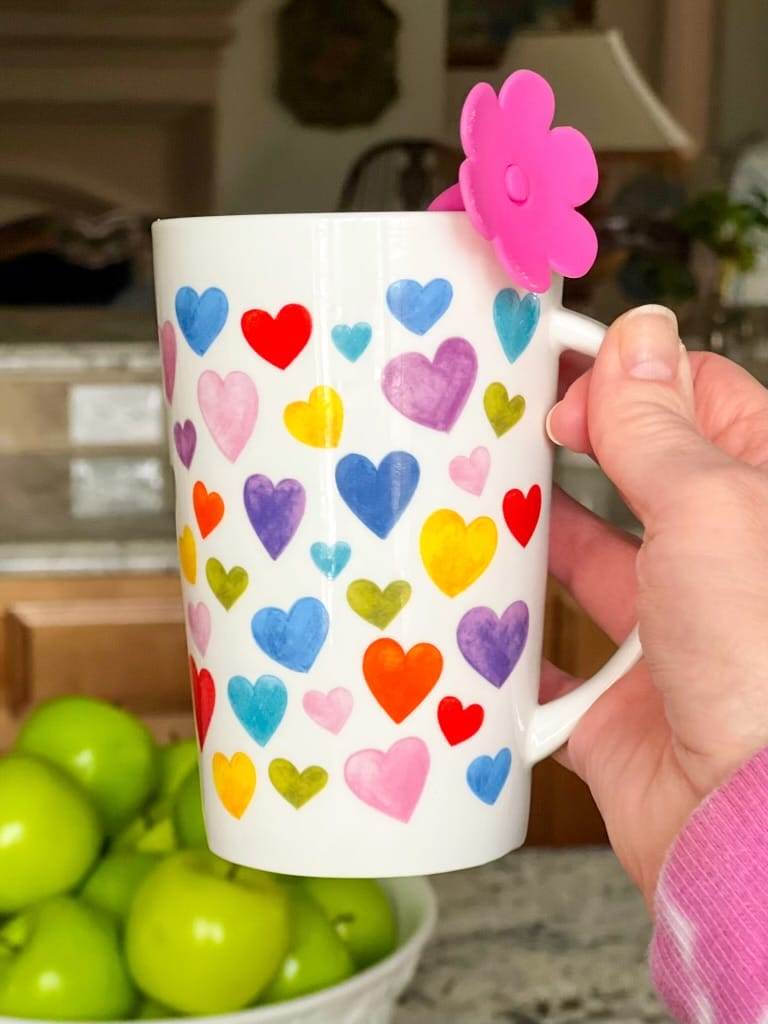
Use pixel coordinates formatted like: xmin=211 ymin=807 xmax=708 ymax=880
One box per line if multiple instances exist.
xmin=651 ymin=747 xmax=768 ymax=1024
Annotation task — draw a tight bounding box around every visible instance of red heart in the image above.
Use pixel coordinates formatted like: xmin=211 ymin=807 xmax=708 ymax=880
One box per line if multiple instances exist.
xmin=437 ymin=696 xmax=484 ymax=746
xmin=189 ymin=656 xmax=215 ymax=748
xmin=502 ymin=484 xmax=542 ymax=547
xmin=363 ymin=638 xmax=443 ymax=724
xmin=241 ymin=303 xmax=312 ymax=369
xmin=193 ymin=481 xmax=224 ymax=538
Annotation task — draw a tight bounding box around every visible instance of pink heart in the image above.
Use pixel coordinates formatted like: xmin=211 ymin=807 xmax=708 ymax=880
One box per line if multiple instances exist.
xmin=160 ymin=321 xmax=177 ymax=403
xmin=187 ymin=602 xmax=211 ymax=655
xmin=303 ymin=687 xmax=353 ymax=734
xmin=449 ymin=445 xmax=490 ymax=495
xmin=345 ymin=737 xmax=430 ymax=823
xmin=197 ymin=370 xmax=258 ymax=463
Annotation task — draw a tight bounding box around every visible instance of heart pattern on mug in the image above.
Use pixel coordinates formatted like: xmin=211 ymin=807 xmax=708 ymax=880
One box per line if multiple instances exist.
xmin=206 ymin=558 xmax=248 ymax=610
xmin=493 ymin=288 xmax=540 ymax=363
xmin=284 ymin=386 xmax=343 ymax=448
xmin=302 ymin=688 xmax=353 ymax=734
xmin=159 ymin=321 xmax=177 ymax=402
xmin=449 ymin=446 xmax=490 ymax=496
xmin=437 ymin=696 xmax=484 ymax=746
xmin=241 ymin=303 xmax=312 ymax=369
xmin=331 ymin=322 xmax=372 ymax=362
xmin=346 ymin=579 xmax=411 ymax=630
xmin=198 ymin=371 xmax=258 ymax=463
xmin=502 ymin=485 xmax=541 ymax=548
xmin=269 ymin=759 xmax=328 ymax=809
xmin=363 ymin=638 xmax=443 ymax=724
xmin=310 ymin=541 xmax=351 ymax=580
xmin=386 ymin=278 xmax=452 ymax=335
xmin=244 ymin=475 xmax=306 ymax=561
xmin=484 ymin=383 xmax=526 ymax=438
xmin=173 ymin=420 xmax=197 ymax=469
xmin=252 ymin=596 xmax=329 ymax=673
xmin=381 ymin=337 xmax=477 ymax=433
xmin=193 ymin=481 xmax=224 ymax=538
xmin=187 ymin=602 xmax=211 ymax=656
xmin=457 ymin=601 xmax=530 ymax=688
xmin=420 ymin=509 xmax=497 ymax=597
xmin=335 ymin=451 xmax=420 ymax=539
xmin=189 ymin=657 xmax=215 ymax=748
xmin=178 ymin=526 xmax=196 ymax=584
xmin=345 ymin=737 xmax=430 ymax=823
xmin=213 ymin=751 xmax=256 ymax=818
xmin=176 ymin=286 xmax=228 ymax=356
xmin=228 ymin=674 xmax=287 ymax=746
xmin=467 ymin=748 xmax=512 ymax=805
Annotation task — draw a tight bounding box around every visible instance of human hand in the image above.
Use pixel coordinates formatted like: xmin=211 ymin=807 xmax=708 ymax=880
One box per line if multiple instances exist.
xmin=546 ymin=304 xmax=768 ymax=908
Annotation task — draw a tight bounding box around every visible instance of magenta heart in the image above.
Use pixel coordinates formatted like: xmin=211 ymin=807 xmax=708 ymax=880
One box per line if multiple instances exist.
xmin=198 ymin=370 xmax=258 ymax=463
xmin=344 ymin=737 xmax=430 ymax=823
xmin=160 ymin=320 xmax=177 ymax=403
xmin=187 ymin=602 xmax=211 ymax=655
xmin=381 ymin=336 xmax=477 ymax=432
xmin=302 ymin=687 xmax=353 ymax=734
xmin=449 ymin=445 xmax=490 ymax=495
xmin=457 ymin=601 xmax=529 ymax=688
xmin=173 ymin=420 xmax=197 ymax=469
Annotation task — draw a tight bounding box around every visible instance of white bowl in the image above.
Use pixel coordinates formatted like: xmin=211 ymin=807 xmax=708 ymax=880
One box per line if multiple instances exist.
xmin=3 ymin=877 xmax=437 ymax=1024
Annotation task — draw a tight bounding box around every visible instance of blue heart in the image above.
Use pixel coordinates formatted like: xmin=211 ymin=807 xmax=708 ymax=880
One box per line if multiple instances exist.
xmin=493 ymin=288 xmax=540 ymax=364
xmin=331 ymin=322 xmax=372 ymax=362
xmin=310 ymin=541 xmax=351 ymax=579
xmin=467 ymin=748 xmax=512 ymax=805
xmin=227 ymin=674 xmax=287 ymax=746
xmin=386 ymin=278 xmax=453 ymax=335
xmin=175 ymin=286 xmax=229 ymax=356
xmin=335 ymin=451 xmax=420 ymax=539
xmin=251 ymin=597 xmax=329 ymax=673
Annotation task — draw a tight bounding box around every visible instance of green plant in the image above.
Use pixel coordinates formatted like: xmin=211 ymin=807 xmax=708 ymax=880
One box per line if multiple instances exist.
xmin=677 ymin=188 xmax=768 ymax=272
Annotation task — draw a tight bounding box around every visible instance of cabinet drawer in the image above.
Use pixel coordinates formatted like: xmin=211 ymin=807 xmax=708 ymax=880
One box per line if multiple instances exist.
xmin=5 ymin=597 xmax=189 ymax=715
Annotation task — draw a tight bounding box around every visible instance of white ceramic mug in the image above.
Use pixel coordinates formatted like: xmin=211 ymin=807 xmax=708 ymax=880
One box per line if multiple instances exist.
xmin=152 ymin=212 xmax=640 ymax=877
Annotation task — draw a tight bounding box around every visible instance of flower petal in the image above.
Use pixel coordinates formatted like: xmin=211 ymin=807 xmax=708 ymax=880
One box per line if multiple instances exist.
xmin=428 ymin=183 xmax=464 ymax=212
xmin=499 ymin=70 xmax=555 ymax=133
xmin=459 ymin=159 xmax=495 ymax=240
xmin=460 ymin=82 xmax=503 ymax=163
xmin=546 ymin=127 xmax=599 ymax=207
xmin=547 ymin=208 xmax=598 ymax=279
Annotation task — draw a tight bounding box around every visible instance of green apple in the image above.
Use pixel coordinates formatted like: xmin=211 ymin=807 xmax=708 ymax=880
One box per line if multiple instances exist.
xmin=81 ymin=852 xmax=160 ymax=920
xmin=172 ymin=768 xmax=206 ymax=847
xmin=16 ymin=696 xmax=159 ymax=833
xmin=112 ymin=810 xmax=176 ymax=855
xmin=137 ymin=998 xmax=178 ymax=1019
xmin=0 ymin=896 xmax=136 ymax=1020
xmin=299 ymin=878 xmax=397 ymax=968
xmin=0 ymin=754 xmax=102 ymax=914
xmin=156 ymin=740 xmax=198 ymax=801
xmin=125 ymin=850 xmax=289 ymax=1014
xmin=262 ymin=892 xmax=354 ymax=1003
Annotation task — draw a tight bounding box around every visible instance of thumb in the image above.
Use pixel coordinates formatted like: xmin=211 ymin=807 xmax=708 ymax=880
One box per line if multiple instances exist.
xmin=586 ymin=304 xmax=725 ymax=525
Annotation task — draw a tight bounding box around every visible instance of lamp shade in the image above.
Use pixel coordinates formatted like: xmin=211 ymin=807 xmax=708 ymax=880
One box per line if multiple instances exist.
xmin=447 ymin=29 xmax=694 ymax=155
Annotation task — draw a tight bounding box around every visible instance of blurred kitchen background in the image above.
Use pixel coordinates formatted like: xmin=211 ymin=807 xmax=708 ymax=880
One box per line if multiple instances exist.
xmin=1 ymin=3 xmax=766 ymax=1018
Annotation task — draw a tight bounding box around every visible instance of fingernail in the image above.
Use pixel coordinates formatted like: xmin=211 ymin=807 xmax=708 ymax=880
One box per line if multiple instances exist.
xmin=545 ymin=404 xmax=563 ymax=445
xmin=620 ymin=304 xmax=680 ymax=381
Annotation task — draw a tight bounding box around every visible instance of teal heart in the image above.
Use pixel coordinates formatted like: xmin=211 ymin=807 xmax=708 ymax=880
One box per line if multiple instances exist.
xmin=310 ymin=541 xmax=351 ymax=580
xmin=493 ymin=289 xmax=540 ymax=364
xmin=331 ymin=322 xmax=372 ymax=362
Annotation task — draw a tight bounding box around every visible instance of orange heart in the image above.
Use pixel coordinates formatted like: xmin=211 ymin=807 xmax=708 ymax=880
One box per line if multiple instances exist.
xmin=193 ymin=481 xmax=225 ymax=539
xmin=363 ymin=638 xmax=443 ymax=724
xmin=212 ymin=751 xmax=256 ymax=819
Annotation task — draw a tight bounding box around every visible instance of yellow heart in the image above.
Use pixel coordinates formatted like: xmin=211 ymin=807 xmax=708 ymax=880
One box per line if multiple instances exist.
xmin=178 ymin=525 xmax=196 ymax=584
xmin=284 ymin=386 xmax=343 ymax=448
xmin=420 ymin=509 xmax=498 ymax=597
xmin=212 ymin=751 xmax=256 ymax=819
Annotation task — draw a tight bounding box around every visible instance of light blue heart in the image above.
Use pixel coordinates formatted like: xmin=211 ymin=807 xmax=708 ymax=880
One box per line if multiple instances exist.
xmin=251 ymin=596 xmax=329 ymax=673
xmin=467 ymin=748 xmax=512 ymax=805
xmin=175 ymin=286 xmax=229 ymax=356
xmin=386 ymin=278 xmax=453 ymax=335
xmin=310 ymin=541 xmax=351 ymax=579
xmin=227 ymin=674 xmax=287 ymax=746
xmin=331 ymin=322 xmax=372 ymax=362
xmin=493 ymin=288 xmax=540 ymax=364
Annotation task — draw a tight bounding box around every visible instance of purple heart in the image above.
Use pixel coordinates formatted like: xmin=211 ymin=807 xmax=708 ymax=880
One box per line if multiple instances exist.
xmin=159 ymin=320 xmax=177 ymax=403
xmin=244 ymin=474 xmax=306 ymax=560
xmin=457 ymin=601 xmax=529 ymax=688
xmin=381 ymin=336 xmax=477 ymax=432
xmin=173 ymin=420 xmax=197 ymax=469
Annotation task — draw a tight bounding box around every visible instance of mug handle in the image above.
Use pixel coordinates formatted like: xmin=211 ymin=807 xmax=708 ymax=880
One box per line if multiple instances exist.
xmin=525 ymin=308 xmax=642 ymax=764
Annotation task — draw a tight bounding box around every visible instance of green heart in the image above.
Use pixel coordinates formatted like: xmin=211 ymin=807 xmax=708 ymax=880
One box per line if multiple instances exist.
xmin=484 ymin=383 xmax=526 ymax=437
xmin=205 ymin=558 xmax=248 ymax=610
xmin=346 ymin=579 xmax=412 ymax=630
xmin=268 ymin=759 xmax=328 ymax=809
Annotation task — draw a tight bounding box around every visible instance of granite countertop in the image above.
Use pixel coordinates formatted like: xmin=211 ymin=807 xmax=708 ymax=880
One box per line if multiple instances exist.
xmin=398 ymin=849 xmax=670 ymax=1024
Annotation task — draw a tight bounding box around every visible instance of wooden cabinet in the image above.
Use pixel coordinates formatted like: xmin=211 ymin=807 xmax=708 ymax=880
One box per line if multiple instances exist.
xmin=0 ymin=572 xmax=613 ymax=846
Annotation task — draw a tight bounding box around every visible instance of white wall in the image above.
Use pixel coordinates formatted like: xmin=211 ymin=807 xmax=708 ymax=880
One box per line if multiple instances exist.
xmin=216 ymin=0 xmax=447 ymax=214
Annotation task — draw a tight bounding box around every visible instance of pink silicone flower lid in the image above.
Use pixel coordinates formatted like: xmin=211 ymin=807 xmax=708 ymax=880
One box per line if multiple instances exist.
xmin=430 ymin=69 xmax=599 ymax=294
